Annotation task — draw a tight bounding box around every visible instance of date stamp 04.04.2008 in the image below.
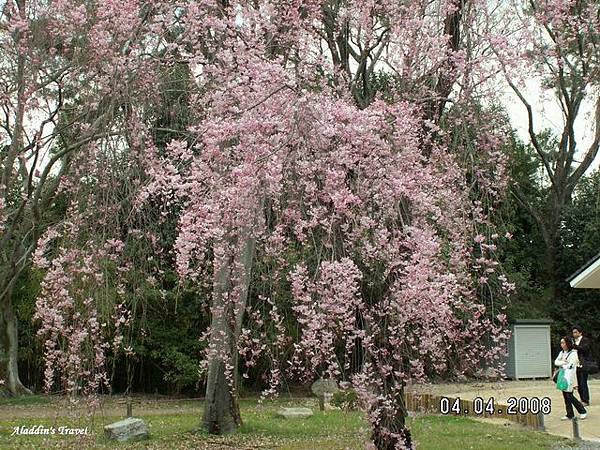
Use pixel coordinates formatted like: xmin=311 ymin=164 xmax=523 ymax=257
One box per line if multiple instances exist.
xmin=439 ymin=396 xmax=551 ymax=416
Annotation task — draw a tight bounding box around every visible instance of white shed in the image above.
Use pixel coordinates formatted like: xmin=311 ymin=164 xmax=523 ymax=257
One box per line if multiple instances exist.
xmin=505 ymin=319 xmax=553 ymax=380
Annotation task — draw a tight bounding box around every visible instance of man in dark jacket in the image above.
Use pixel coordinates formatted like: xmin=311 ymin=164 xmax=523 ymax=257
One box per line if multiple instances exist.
xmin=572 ymin=325 xmax=592 ymax=406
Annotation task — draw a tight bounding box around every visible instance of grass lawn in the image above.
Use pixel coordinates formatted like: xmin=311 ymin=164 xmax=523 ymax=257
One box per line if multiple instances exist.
xmin=0 ymin=396 xmax=578 ymax=449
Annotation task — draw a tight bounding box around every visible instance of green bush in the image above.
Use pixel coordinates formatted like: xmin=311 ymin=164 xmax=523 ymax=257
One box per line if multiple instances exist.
xmin=330 ymin=388 xmax=359 ymax=411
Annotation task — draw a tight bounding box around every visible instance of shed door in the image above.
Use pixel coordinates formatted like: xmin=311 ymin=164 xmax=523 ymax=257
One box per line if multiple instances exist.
xmin=515 ymin=325 xmax=551 ymax=378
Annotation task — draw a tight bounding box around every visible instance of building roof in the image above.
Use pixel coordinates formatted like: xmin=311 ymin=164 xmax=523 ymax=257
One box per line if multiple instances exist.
xmin=511 ymin=319 xmax=553 ymax=325
xmin=567 ymin=251 xmax=600 ymax=289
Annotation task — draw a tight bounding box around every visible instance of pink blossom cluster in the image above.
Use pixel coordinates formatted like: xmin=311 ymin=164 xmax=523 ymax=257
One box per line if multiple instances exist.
xmin=33 ymin=237 xmax=131 ymax=400
xmin=289 ymin=259 xmax=363 ymax=379
xmin=490 ymin=0 xmax=600 ymax=87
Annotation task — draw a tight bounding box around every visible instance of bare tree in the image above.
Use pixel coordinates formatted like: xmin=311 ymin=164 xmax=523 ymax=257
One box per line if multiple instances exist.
xmin=501 ymin=0 xmax=600 ymax=303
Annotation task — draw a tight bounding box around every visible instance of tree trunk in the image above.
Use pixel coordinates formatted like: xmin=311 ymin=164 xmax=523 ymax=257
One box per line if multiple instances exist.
xmin=0 ymin=291 xmax=32 ymax=397
xmin=544 ymin=236 xmax=559 ymax=304
xmin=202 ymin=356 xmax=241 ymax=434
xmin=202 ymin=232 xmax=255 ymax=434
xmin=371 ymin=384 xmax=412 ymax=450
xmin=541 ymin=199 xmax=563 ymax=305
xmin=372 ymin=419 xmax=412 ymax=450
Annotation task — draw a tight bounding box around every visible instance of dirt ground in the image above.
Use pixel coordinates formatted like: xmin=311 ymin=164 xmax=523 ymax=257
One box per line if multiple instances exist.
xmin=410 ymin=378 xmax=600 ymax=442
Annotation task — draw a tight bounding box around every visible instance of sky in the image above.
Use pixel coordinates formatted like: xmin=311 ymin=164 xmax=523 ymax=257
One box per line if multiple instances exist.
xmin=501 ymin=78 xmax=600 ymax=174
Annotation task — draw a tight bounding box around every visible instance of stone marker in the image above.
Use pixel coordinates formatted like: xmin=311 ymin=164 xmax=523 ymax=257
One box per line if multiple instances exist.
xmin=311 ymin=379 xmax=339 ymax=411
xmin=323 ymin=392 xmax=340 ymax=411
xmin=276 ymin=407 xmax=314 ymax=419
xmin=104 ymin=417 xmax=149 ymax=442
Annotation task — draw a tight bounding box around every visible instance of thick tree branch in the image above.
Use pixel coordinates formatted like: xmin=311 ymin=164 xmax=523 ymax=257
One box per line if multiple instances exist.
xmin=505 ymin=77 xmax=559 ymax=194
xmin=568 ymin=96 xmax=600 ymax=186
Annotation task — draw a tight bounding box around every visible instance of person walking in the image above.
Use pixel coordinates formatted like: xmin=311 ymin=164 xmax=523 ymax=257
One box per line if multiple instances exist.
xmin=572 ymin=325 xmax=592 ymax=406
xmin=555 ymin=336 xmax=587 ymax=420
